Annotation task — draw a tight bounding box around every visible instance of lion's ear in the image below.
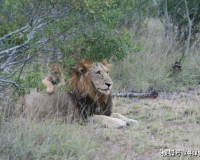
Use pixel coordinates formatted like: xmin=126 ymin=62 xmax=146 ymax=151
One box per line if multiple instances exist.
xmin=76 ymin=59 xmax=92 ymax=74
xmin=77 ymin=66 xmax=87 ymax=74
xmin=101 ymin=59 xmax=110 ymax=68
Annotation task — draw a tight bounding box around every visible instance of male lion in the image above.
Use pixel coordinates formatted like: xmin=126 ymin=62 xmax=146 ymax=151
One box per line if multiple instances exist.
xmin=42 ymin=63 xmax=66 ymax=94
xmin=25 ymin=59 xmax=137 ymax=128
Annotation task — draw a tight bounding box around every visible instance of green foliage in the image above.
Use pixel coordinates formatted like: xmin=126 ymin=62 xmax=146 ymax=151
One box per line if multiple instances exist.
xmin=0 ymin=0 xmax=143 ymax=93
xmin=13 ymin=66 xmax=45 ymax=96
xmin=45 ymin=0 xmax=140 ymax=62
xmin=65 ymin=27 xmax=134 ymax=61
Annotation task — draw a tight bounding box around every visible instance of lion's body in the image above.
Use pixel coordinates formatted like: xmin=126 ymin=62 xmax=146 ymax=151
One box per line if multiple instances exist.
xmin=25 ymin=89 xmax=112 ymax=121
xmin=25 ymin=60 xmax=137 ymax=128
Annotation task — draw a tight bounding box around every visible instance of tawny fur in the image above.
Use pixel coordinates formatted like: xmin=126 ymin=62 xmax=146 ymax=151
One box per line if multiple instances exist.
xmin=42 ymin=63 xmax=66 ymax=94
xmin=25 ymin=59 xmax=137 ymax=128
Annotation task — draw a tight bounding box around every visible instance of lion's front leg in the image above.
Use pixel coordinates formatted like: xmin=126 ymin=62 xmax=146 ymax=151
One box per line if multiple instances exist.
xmin=111 ymin=113 xmax=138 ymax=125
xmin=58 ymin=75 xmax=66 ymax=86
xmin=91 ymin=115 xmax=126 ymax=128
xmin=42 ymin=76 xmax=54 ymax=94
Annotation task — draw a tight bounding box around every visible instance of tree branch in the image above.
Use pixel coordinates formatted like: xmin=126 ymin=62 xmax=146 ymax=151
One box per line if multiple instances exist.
xmin=0 ymin=24 xmax=31 ymax=41
xmin=152 ymin=0 xmax=163 ymax=24
xmin=0 ymin=79 xmax=19 ymax=87
xmin=184 ymin=0 xmax=192 ymax=55
xmin=0 ymin=27 xmax=36 ymax=55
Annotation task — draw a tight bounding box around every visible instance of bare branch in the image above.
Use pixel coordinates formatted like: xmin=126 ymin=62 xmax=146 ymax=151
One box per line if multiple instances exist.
xmin=0 ymin=24 xmax=31 ymax=41
xmin=17 ymin=54 xmax=31 ymax=82
xmin=0 ymin=39 xmax=29 ymax=55
xmin=0 ymin=53 xmax=34 ymax=71
xmin=4 ymin=64 xmax=25 ymax=79
xmin=0 ymin=27 xmax=36 ymax=55
xmin=0 ymin=79 xmax=19 ymax=87
xmin=0 ymin=50 xmax=16 ymax=71
xmin=163 ymin=0 xmax=174 ymax=39
xmin=163 ymin=0 xmax=169 ymax=25
xmin=152 ymin=0 xmax=163 ymax=24
xmin=184 ymin=0 xmax=192 ymax=55
xmin=187 ymin=6 xmax=198 ymax=51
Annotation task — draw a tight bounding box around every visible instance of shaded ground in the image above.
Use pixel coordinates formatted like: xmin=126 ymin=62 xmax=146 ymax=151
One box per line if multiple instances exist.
xmin=1 ymin=90 xmax=200 ymax=160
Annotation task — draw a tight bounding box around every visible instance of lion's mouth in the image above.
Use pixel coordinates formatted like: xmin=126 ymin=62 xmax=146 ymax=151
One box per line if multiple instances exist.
xmin=98 ymin=88 xmax=111 ymax=95
xmin=99 ymin=88 xmax=110 ymax=91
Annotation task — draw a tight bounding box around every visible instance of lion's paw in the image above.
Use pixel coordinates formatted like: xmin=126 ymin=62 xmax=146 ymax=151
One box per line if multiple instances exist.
xmin=58 ymin=81 xmax=66 ymax=86
xmin=46 ymin=87 xmax=54 ymax=94
xmin=125 ymin=119 xmax=138 ymax=125
xmin=105 ymin=118 xmax=126 ymax=129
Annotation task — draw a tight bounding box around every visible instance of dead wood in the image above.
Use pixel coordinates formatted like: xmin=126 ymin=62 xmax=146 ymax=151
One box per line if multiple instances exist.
xmin=113 ymin=91 xmax=158 ymax=99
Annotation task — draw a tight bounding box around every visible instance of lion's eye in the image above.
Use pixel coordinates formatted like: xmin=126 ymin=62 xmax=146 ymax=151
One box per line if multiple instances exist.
xmin=96 ymin=71 xmax=101 ymax=75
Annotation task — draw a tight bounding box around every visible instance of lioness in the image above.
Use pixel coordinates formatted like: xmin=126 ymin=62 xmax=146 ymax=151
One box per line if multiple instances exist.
xmin=25 ymin=59 xmax=137 ymax=128
xmin=42 ymin=63 xmax=66 ymax=94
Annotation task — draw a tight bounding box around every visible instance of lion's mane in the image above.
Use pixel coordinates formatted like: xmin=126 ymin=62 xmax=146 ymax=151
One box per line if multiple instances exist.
xmin=25 ymin=59 xmax=113 ymax=121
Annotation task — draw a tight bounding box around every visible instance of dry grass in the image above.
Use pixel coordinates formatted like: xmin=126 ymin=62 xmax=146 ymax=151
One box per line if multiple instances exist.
xmin=0 ymin=118 xmax=97 ymax=160
xmin=1 ymin=18 xmax=200 ymax=160
xmin=111 ymin=91 xmax=200 ymax=159
xmin=1 ymin=90 xmax=200 ymax=160
xmin=111 ymin=18 xmax=200 ymax=92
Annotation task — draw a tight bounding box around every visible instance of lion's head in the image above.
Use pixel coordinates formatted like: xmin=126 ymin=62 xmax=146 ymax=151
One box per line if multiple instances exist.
xmin=69 ymin=59 xmax=113 ymax=100
xmin=48 ymin=63 xmax=62 ymax=81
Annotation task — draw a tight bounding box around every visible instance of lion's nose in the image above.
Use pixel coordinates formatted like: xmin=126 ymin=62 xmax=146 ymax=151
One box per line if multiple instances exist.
xmin=105 ymin=82 xmax=112 ymax=88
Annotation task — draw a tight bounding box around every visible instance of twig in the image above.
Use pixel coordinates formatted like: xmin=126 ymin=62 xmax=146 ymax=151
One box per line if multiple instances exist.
xmin=17 ymin=53 xmax=35 ymax=82
xmin=0 ymin=79 xmax=19 ymax=87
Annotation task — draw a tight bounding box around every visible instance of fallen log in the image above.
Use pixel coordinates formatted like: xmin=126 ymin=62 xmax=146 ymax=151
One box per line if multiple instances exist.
xmin=113 ymin=91 xmax=158 ymax=99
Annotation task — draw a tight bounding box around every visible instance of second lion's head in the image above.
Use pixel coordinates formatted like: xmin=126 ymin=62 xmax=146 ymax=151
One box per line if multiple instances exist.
xmin=68 ymin=59 xmax=113 ymax=100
